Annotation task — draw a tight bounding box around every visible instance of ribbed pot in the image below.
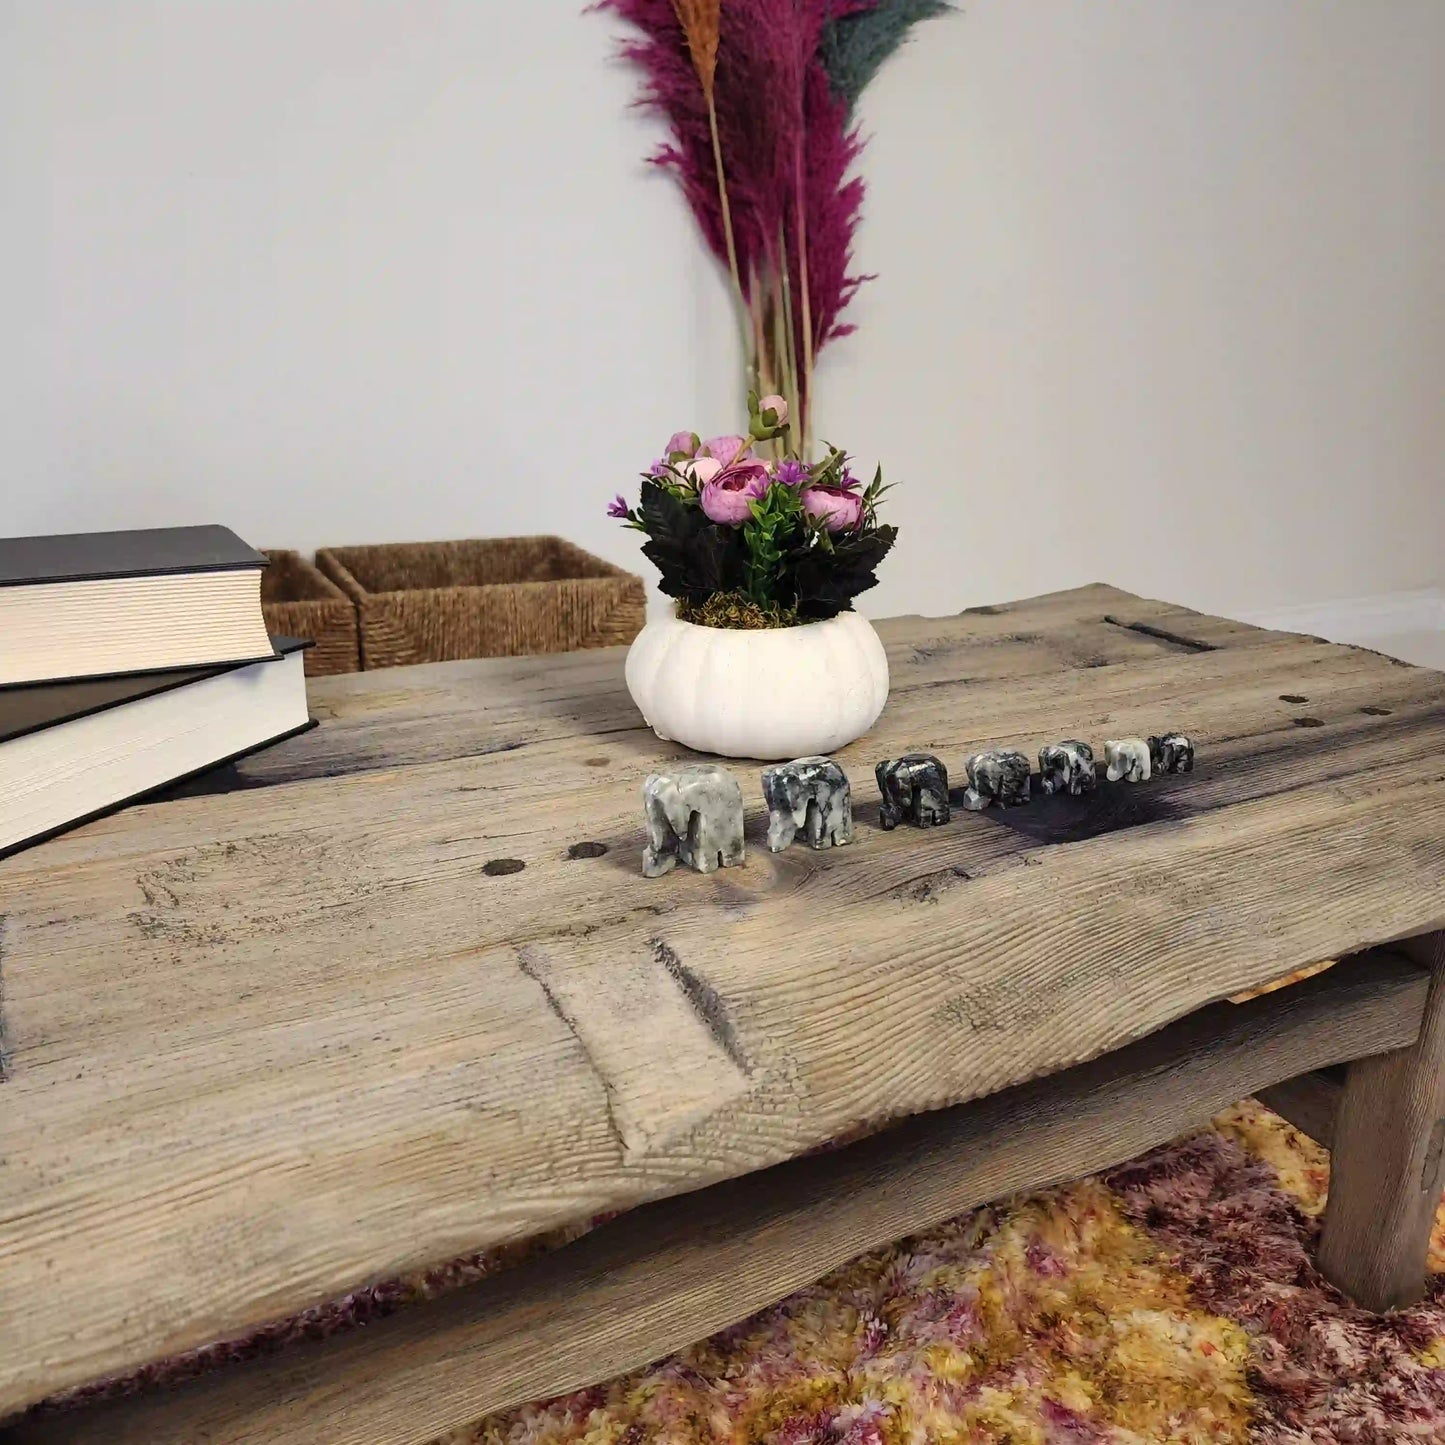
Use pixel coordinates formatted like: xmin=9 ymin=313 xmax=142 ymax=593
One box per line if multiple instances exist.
xmin=624 ymin=608 xmax=890 ymax=760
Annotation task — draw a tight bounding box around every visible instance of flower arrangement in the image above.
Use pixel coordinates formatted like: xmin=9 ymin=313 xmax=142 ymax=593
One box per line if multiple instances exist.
xmin=596 ymin=0 xmax=950 ymax=455
xmin=609 ymin=390 xmax=896 ymax=628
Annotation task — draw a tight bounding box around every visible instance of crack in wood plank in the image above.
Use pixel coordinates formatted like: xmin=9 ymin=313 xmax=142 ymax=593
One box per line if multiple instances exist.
xmin=517 ymin=939 xmax=753 ymax=1162
xmin=1103 ymin=614 xmax=1217 ymax=653
xmin=516 ymin=945 xmax=624 ymax=1155
xmin=650 ymin=938 xmax=749 ymax=1075
xmin=1423 ymin=1116 xmax=1445 ymax=1193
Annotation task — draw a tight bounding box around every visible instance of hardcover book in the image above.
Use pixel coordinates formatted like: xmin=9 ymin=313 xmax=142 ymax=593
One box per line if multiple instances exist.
xmin=0 ymin=638 xmax=312 ymax=858
xmin=0 ymin=524 xmax=274 ymax=686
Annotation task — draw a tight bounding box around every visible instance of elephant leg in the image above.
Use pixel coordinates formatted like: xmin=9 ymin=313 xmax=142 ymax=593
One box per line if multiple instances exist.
xmin=684 ymin=808 xmax=718 ymax=873
xmin=642 ymin=797 xmax=679 ymax=877
xmin=767 ymin=809 xmax=797 ymax=853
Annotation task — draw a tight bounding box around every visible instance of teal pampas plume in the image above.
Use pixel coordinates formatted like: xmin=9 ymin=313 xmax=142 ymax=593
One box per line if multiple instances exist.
xmin=820 ymin=0 xmax=953 ymax=113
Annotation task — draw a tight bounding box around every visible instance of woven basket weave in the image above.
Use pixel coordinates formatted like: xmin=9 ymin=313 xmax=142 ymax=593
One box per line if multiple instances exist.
xmin=259 ymin=549 xmax=361 ymax=677
xmin=315 ymin=537 xmax=646 ymax=670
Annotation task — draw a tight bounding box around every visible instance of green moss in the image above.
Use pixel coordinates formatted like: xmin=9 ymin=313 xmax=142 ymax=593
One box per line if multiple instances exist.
xmin=678 ymin=592 xmax=807 ymax=630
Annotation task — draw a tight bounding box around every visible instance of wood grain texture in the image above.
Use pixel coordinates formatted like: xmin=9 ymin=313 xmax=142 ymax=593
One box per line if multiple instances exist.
xmin=1318 ymin=931 xmax=1445 ymax=1309
xmin=3 ymin=585 xmax=1445 ymax=1415
xmin=10 ymin=950 xmax=1427 ymax=1445
xmin=1254 ymin=1069 xmax=1342 ymax=1147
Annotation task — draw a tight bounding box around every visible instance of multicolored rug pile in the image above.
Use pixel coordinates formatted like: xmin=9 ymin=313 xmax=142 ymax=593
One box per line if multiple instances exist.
xmin=449 ymin=1102 xmax=1445 ymax=1445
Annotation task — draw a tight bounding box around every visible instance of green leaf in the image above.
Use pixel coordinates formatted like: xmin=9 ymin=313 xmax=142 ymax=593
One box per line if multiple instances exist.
xmin=784 ymin=524 xmax=899 ymax=620
xmin=637 ymin=479 xmax=746 ymax=602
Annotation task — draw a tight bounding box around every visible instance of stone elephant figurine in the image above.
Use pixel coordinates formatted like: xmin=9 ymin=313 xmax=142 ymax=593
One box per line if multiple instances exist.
xmin=642 ymin=764 xmax=746 ymax=877
xmin=1039 ymin=739 xmax=1097 ymax=797
xmin=875 ymin=753 xmax=950 ymax=830
xmin=1104 ymin=738 xmax=1151 ymax=783
xmin=1149 ymin=732 xmax=1195 ymax=774
xmin=761 ymin=756 xmax=853 ymax=852
xmin=961 ymin=748 xmax=1032 ymax=810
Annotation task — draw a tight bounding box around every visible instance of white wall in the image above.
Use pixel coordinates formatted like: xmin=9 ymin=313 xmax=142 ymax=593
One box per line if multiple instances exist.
xmin=3 ymin=0 xmax=1443 ymax=621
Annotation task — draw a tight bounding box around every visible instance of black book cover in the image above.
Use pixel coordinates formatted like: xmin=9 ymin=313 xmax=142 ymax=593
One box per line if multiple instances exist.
xmin=0 ymin=637 xmax=311 ymax=745
xmin=0 ymin=524 xmax=266 ymax=587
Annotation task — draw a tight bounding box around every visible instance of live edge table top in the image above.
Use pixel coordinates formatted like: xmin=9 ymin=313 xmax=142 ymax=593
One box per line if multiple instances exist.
xmin=5 ymin=583 xmax=1445 ymax=1416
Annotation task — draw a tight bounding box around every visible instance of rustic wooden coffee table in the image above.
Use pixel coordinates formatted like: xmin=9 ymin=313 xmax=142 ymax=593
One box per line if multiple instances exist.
xmin=3 ymin=585 xmax=1445 ymax=1444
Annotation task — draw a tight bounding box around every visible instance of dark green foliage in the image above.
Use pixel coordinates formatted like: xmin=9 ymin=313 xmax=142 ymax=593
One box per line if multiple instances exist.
xmin=820 ymin=0 xmax=953 ymax=113
xmin=784 ymin=524 xmax=898 ymax=618
xmin=742 ymin=483 xmax=798 ymax=606
xmin=637 ymin=480 xmax=747 ymax=603
xmin=635 ymin=476 xmax=896 ymax=622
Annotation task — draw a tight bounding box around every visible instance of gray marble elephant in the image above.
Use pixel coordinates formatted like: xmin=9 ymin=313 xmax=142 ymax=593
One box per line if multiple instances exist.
xmin=1039 ymin=739 xmax=1097 ymax=797
xmin=875 ymin=753 xmax=950 ymax=830
xmin=961 ymin=748 xmax=1032 ymax=809
xmin=1149 ymin=732 xmax=1195 ymax=774
xmin=761 ymin=756 xmax=853 ymax=852
xmin=642 ymin=764 xmax=746 ymax=877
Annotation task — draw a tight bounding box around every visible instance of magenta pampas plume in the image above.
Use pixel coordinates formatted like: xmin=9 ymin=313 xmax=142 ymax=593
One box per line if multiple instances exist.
xmin=595 ymin=0 xmax=872 ymax=382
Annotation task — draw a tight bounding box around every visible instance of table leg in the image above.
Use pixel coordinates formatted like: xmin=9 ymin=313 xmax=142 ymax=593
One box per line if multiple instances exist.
xmin=1318 ymin=931 xmax=1445 ymax=1310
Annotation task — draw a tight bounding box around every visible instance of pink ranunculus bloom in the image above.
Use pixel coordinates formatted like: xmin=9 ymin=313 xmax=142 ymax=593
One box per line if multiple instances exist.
xmin=758 ymin=393 xmax=789 ymax=427
xmin=700 ymin=434 xmax=752 ymax=469
xmin=683 ymin=455 xmax=724 ymax=489
xmin=802 ymin=483 xmax=865 ymax=532
xmin=666 ymin=430 xmax=699 ymax=460
xmin=700 ymin=460 xmax=770 ymax=526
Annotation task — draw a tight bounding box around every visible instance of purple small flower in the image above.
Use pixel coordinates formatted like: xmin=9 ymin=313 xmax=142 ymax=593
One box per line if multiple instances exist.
xmin=773 ymin=459 xmax=810 ymax=488
xmin=839 ymin=468 xmax=862 ymax=491
xmin=647 ymin=457 xmax=669 ymax=479
xmin=606 ymin=494 xmax=630 ymax=519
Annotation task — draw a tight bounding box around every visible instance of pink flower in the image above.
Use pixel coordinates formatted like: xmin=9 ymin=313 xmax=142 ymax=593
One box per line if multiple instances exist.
xmin=683 ymin=455 xmax=724 ymax=488
xmin=700 ymin=460 xmax=769 ymax=525
xmin=700 ymin=434 xmax=752 ymax=469
xmin=802 ymin=483 xmax=864 ymax=532
xmin=666 ymin=430 xmax=699 ymax=460
xmin=758 ymin=394 xmax=789 ymax=427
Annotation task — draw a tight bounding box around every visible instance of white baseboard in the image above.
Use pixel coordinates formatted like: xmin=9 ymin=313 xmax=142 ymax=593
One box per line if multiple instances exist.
xmin=1232 ymin=588 xmax=1445 ymax=645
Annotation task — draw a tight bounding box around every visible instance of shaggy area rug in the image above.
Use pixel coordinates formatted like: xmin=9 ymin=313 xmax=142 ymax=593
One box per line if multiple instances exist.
xmin=446 ymin=1102 xmax=1445 ymax=1445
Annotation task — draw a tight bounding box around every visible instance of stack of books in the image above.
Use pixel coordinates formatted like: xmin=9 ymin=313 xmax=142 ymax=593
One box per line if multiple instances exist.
xmin=1 ymin=525 xmax=313 ymax=858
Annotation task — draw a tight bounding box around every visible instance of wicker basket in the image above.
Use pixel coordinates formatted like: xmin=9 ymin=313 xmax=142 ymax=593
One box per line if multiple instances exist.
xmin=259 ymin=550 xmax=361 ymax=677
xmin=314 ymin=537 xmax=646 ymax=670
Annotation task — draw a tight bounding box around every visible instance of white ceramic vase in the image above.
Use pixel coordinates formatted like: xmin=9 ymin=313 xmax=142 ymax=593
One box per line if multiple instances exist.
xmin=624 ymin=607 xmax=890 ymax=760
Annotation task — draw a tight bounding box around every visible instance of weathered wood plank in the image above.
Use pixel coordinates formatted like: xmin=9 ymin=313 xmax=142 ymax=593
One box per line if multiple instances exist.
xmin=11 ymin=950 xmax=1426 ymax=1445
xmin=7 ymin=608 xmax=1434 ymax=879
xmin=2 ymin=587 xmax=1442 ymax=1415
xmin=1254 ymin=1069 xmax=1342 ymax=1146
xmin=165 ymin=584 xmax=1331 ymax=790
xmin=1318 ymin=930 xmax=1445 ymax=1309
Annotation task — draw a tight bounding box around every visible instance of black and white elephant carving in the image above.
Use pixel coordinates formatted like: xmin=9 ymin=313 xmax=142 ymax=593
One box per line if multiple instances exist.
xmin=961 ymin=748 xmax=1032 ymax=809
xmin=1038 ymin=739 xmax=1096 ymax=797
xmin=1149 ymin=732 xmax=1195 ymax=774
xmin=761 ymin=756 xmax=853 ymax=852
xmin=641 ymin=764 xmax=746 ymax=877
xmin=875 ymin=753 xmax=950 ymax=830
